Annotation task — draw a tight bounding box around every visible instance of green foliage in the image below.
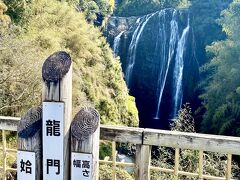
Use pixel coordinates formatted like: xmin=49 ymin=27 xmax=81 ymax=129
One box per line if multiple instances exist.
xmin=0 ymin=0 xmax=138 ymax=126
xmin=220 ymin=0 xmax=240 ymax=40
xmin=114 ymin=0 xmax=179 ymax=16
xmin=0 ymin=130 xmax=17 ymax=179
xmin=0 ymin=0 xmax=11 ymax=26
xmin=171 ymin=103 xmax=195 ymax=132
xmin=177 ymin=0 xmax=191 ymax=8
xmin=200 ymin=0 xmax=240 ymax=136
xmin=114 ymin=0 xmax=194 ymax=16
xmin=3 ymin=0 xmax=27 ymax=24
xmin=0 ymin=27 xmax=43 ymax=116
xmin=190 ymin=0 xmax=232 ymax=50
xmin=99 ymin=141 xmax=112 ymax=159
xmin=124 ymin=96 xmax=139 ymax=126
xmin=79 ymin=0 xmax=114 ymax=22
xmin=99 ymin=164 xmax=134 ymax=180
xmin=152 ymin=104 xmax=240 ymax=179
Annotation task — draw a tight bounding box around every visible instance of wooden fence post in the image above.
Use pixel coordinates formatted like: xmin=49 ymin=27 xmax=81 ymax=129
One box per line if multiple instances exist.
xmin=71 ymin=107 xmax=100 ymax=180
xmin=17 ymin=106 xmax=42 ymax=180
xmin=135 ymin=144 xmax=151 ymax=180
xmin=42 ymin=51 xmax=72 ymax=180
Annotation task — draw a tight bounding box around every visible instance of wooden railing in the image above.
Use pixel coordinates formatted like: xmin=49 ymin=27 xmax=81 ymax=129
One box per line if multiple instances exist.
xmin=0 ymin=116 xmax=19 ymax=180
xmin=0 ymin=116 xmax=240 ymax=180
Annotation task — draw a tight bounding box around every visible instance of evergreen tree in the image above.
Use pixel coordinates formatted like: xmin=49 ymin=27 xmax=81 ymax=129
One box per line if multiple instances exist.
xmin=190 ymin=0 xmax=232 ymax=65
xmin=200 ymin=0 xmax=240 ymax=136
xmin=114 ymin=0 xmax=179 ymax=16
xmin=78 ymin=0 xmax=114 ymax=23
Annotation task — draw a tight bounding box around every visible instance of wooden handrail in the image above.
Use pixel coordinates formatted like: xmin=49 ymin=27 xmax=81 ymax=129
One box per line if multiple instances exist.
xmin=0 ymin=116 xmax=20 ymax=131
xmin=100 ymin=125 xmax=144 ymax=144
xmin=143 ymin=128 xmax=240 ymax=155
xmin=1 ymin=116 xmax=240 ymax=155
xmin=0 ymin=116 xmax=240 ymax=180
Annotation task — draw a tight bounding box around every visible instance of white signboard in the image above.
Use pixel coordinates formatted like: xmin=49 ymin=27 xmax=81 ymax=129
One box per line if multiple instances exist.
xmin=71 ymin=152 xmax=93 ymax=180
xmin=17 ymin=151 xmax=35 ymax=180
xmin=43 ymin=102 xmax=64 ymax=180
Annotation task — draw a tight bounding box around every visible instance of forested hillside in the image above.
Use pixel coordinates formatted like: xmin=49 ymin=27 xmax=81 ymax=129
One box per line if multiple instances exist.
xmin=114 ymin=0 xmax=181 ymax=16
xmin=1 ymin=1 xmax=240 ymax=179
xmin=0 ymin=0 xmax=138 ymax=126
xmin=1 ymin=0 xmax=240 ymax=137
xmin=104 ymin=0 xmax=240 ymax=136
xmin=200 ymin=0 xmax=240 ymax=136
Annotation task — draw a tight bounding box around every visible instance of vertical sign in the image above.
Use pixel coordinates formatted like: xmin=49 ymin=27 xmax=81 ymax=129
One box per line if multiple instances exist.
xmin=71 ymin=153 xmax=92 ymax=180
xmin=17 ymin=151 xmax=35 ymax=180
xmin=43 ymin=102 xmax=64 ymax=180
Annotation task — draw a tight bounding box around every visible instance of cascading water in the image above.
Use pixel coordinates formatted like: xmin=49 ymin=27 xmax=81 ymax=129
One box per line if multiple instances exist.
xmin=155 ymin=9 xmax=179 ymax=119
xmin=108 ymin=8 xmax=197 ymax=128
xmin=155 ymin=11 xmax=190 ymax=120
xmin=113 ymin=31 xmax=125 ymax=57
xmin=125 ymin=13 xmax=156 ymax=86
xmin=119 ymin=9 xmax=190 ymax=119
xmin=172 ymin=18 xmax=190 ymax=118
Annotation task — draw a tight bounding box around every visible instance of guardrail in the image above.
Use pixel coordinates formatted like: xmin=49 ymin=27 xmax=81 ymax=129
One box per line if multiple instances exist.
xmin=0 ymin=116 xmax=240 ymax=180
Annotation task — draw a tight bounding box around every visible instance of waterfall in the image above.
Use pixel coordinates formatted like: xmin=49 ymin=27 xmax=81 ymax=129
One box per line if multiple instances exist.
xmin=125 ymin=12 xmax=156 ymax=86
xmin=155 ymin=9 xmax=179 ymax=119
xmin=109 ymin=8 xmax=194 ymax=127
xmin=121 ymin=9 xmax=190 ymax=119
xmin=172 ymin=18 xmax=190 ymax=118
xmin=155 ymin=11 xmax=190 ymax=120
xmin=113 ymin=31 xmax=125 ymax=57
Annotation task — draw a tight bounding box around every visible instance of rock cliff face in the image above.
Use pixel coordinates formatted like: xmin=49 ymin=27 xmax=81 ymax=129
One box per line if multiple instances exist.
xmin=105 ymin=8 xmax=199 ymax=129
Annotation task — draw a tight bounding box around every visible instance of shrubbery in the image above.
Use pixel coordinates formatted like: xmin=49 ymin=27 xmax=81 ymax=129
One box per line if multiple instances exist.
xmin=114 ymin=0 xmax=191 ymax=17
xmin=152 ymin=104 xmax=240 ymax=179
xmin=0 ymin=0 xmax=138 ymax=127
xmin=78 ymin=0 xmax=114 ymax=23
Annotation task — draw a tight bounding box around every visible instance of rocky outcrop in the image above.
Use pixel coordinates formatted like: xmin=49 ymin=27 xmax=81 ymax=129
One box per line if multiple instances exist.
xmin=105 ymin=8 xmax=199 ymax=129
xmin=104 ymin=16 xmax=138 ymax=43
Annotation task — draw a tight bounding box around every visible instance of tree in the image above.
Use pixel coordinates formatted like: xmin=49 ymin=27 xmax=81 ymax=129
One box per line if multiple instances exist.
xmin=200 ymin=0 xmax=240 ymax=136
xmin=114 ymin=0 xmax=179 ymax=16
xmin=0 ymin=0 xmax=138 ymax=126
xmin=78 ymin=0 xmax=114 ymax=24
xmin=190 ymin=0 xmax=232 ymax=65
xmin=0 ymin=30 xmax=43 ymax=116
